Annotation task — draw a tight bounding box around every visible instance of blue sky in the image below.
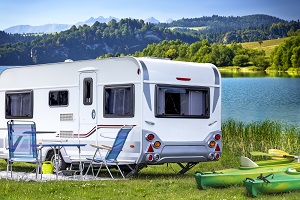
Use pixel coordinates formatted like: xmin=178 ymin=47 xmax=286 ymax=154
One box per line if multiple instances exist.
xmin=1 ymin=0 xmax=300 ymax=30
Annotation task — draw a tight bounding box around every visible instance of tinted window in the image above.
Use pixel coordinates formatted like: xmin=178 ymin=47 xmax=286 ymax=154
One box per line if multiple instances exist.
xmin=49 ymin=90 xmax=68 ymax=106
xmin=83 ymin=78 xmax=93 ymax=105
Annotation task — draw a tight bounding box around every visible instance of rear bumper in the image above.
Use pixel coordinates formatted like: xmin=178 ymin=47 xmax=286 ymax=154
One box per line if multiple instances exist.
xmin=156 ymin=156 xmax=208 ymax=163
xmin=139 ymin=129 xmax=222 ymax=164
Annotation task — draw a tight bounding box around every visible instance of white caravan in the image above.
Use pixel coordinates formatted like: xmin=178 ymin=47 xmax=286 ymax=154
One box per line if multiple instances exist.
xmin=0 ymin=57 xmax=222 ymax=175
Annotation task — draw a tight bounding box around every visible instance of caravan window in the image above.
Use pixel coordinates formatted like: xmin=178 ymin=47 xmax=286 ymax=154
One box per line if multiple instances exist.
xmin=83 ymin=78 xmax=93 ymax=105
xmin=49 ymin=90 xmax=69 ymax=107
xmin=5 ymin=90 xmax=33 ymax=119
xmin=155 ymin=85 xmax=210 ymax=118
xmin=104 ymin=84 xmax=134 ymax=118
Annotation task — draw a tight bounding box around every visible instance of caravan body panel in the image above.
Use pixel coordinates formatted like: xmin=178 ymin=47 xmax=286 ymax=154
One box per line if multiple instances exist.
xmin=0 ymin=57 xmax=221 ymax=168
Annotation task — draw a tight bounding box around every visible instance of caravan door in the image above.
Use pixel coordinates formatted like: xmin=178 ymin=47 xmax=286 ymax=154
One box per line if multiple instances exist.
xmin=79 ymin=70 xmax=97 ymax=145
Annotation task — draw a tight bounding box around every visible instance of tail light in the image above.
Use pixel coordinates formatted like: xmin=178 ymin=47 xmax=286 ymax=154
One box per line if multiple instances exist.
xmin=147 ymin=154 xmax=153 ymax=161
xmin=145 ymin=133 xmax=162 ymax=162
xmin=214 ymin=134 xmax=221 ymax=140
xmin=176 ymin=77 xmax=191 ymax=81
xmin=153 ymin=141 xmax=161 ymax=148
xmin=208 ymin=140 xmax=216 ymax=148
xmin=215 ymin=144 xmax=221 ymax=151
xmin=147 ymin=145 xmax=154 ymax=152
xmin=146 ymin=133 xmax=154 ymax=141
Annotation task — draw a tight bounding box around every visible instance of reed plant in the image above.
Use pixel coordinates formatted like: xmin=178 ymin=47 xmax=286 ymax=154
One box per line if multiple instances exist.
xmin=222 ymin=118 xmax=300 ymax=159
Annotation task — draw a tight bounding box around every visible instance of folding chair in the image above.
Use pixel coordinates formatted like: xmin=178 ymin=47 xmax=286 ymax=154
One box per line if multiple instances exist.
xmin=6 ymin=120 xmax=40 ymax=179
xmin=85 ymin=126 xmax=132 ymax=179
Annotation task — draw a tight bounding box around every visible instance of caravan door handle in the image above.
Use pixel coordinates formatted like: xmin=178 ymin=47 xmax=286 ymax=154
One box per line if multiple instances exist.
xmin=91 ymin=109 xmax=96 ymax=119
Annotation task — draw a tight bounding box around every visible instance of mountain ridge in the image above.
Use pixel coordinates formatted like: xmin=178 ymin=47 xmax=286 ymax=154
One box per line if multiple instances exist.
xmin=4 ymin=16 xmax=165 ymax=34
xmin=1 ymin=14 xmax=298 ymax=66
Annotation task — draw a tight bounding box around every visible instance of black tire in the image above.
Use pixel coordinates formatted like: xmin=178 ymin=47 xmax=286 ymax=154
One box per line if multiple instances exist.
xmin=46 ymin=150 xmax=69 ymax=172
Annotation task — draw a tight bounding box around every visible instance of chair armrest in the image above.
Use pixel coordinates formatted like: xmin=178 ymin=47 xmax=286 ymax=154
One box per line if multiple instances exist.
xmin=90 ymin=144 xmax=111 ymax=150
xmin=101 ymin=145 xmax=112 ymax=149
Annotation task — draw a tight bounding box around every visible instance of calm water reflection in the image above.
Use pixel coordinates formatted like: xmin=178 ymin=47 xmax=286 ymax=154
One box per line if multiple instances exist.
xmin=221 ymin=71 xmax=300 ymax=78
xmin=222 ymin=76 xmax=300 ymax=126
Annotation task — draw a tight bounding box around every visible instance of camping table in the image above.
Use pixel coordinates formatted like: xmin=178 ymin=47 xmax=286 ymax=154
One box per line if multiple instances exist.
xmin=38 ymin=143 xmax=86 ymax=180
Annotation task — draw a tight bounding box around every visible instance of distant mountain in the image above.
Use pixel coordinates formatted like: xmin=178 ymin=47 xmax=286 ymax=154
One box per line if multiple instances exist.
xmin=75 ymin=16 xmax=120 ymax=26
xmin=165 ymin=18 xmax=174 ymax=23
xmin=4 ymin=24 xmax=72 ymax=34
xmin=144 ymin=17 xmax=160 ymax=24
xmin=3 ymin=16 xmax=120 ymax=34
xmin=4 ymin=16 xmax=159 ymax=34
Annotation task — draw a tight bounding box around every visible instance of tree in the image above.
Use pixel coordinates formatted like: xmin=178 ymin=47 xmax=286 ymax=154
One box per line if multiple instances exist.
xmin=291 ymin=46 xmax=300 ymax=68
xmin=270 ymin=35 xmax=300 ymax=71
xmin=258 ymin=39 xmax=263 ymax=47
xmin=252 ymin=55 xmax=270 ymax=69
xmin=186 ymin=41 xmax=202 ymax=60
xmin=165 ymin=48 xmax=178 ymax=60
xmin=233 ymin=55 xmax=249 ymax=67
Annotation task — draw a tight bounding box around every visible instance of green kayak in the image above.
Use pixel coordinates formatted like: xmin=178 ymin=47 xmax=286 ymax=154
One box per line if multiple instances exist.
xmin=239 ymin=155 xmax=295 ymax=167
xmin=255 ymin=157 xmax=295 ymax=166
xmin=194 ymin=158 xmax=299 ymax=189
xmin=244 ymin=167 xmax=300 ymax=197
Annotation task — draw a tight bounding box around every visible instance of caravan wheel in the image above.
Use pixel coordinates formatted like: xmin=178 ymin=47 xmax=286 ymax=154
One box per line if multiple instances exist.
xmin=47 ymin=151 xmax=69 ymax=172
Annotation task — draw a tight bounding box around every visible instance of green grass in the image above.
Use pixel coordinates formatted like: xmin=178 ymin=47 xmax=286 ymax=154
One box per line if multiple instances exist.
xmin=1 ymin=119 xmax=300 ymax=199
xmin=241 ymin=38 xmax=287 ymax=57
xmin=2 ymin=160 xmax=300 ymax=199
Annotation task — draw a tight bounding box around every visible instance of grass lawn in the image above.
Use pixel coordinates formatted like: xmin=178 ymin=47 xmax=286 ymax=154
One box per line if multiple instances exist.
xmin=1 ymin=154 xmax=300 ymax=199
xmin=241 ymin=38 xmax=287 ymax=57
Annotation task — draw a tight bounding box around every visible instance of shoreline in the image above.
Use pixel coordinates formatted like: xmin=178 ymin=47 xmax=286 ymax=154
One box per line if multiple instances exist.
xmin=218 ymin=66 xmax=300 ymax=77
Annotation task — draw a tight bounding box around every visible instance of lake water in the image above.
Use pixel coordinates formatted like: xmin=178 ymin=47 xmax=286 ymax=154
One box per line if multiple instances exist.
xmin=222 ymin=76 xmax=300 ymax=126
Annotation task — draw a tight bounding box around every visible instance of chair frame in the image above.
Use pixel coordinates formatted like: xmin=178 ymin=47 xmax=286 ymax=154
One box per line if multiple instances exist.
xmin=85 ymin=126 xmax=132 ymax=179
xmin=6 ymin=120 xmax=40 ymax=179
